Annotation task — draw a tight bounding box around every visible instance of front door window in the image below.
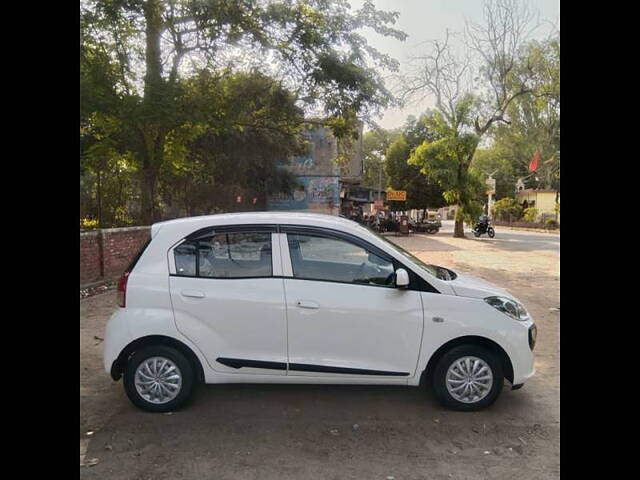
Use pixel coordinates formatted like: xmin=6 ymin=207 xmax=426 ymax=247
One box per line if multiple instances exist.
xmin=287 ymin=233 xmax=395 ymax=286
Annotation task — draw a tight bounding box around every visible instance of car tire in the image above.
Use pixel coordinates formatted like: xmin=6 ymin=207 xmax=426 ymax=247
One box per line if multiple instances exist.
xmin=123 ymin=345 xmax=196 ymax=413
xmin=488 ymin=228 xmax=495 ymax=238
xmin=431 ymin=345 xmax=504 ymax=411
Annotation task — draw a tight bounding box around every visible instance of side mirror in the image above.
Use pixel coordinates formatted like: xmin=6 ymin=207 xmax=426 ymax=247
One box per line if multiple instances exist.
xmin=395 ymin=268 xmax=410 ymax=288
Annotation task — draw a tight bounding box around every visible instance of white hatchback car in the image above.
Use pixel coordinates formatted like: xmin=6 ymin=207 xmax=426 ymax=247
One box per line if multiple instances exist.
xmin=104 ymin=212 xmax=536 ymax=412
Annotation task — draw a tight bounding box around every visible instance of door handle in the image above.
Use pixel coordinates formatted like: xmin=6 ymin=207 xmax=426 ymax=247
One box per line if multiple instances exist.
xmin=181 ymin=289 xmax=205 ymax=298
xmin=296 ymin=300 xmax=319 ymax=309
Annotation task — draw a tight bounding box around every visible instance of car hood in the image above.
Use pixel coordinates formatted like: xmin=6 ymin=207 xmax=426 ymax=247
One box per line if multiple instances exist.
xmin=446 ymin=271 xmax=515 ymax=300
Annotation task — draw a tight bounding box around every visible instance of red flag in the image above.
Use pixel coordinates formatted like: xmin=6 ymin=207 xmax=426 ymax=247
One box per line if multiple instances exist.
xmin=528 ymin=151 xmax=540 ymax=172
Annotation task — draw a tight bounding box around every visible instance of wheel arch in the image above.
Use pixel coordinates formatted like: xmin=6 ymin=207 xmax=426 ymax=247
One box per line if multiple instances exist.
xmin=110 ymin=335 xmax=205 ymax=384
xmin=419 ymin=335 xmax=514 ymax=386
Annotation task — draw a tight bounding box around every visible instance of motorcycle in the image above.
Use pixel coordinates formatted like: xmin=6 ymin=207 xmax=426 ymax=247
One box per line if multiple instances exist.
xmin=472 ymin=215 xmax=495 ymax=238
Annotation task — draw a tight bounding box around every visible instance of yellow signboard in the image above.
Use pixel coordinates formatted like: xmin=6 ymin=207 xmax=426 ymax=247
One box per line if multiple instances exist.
xmin=386 ymin=190 xmax=407 ymax=201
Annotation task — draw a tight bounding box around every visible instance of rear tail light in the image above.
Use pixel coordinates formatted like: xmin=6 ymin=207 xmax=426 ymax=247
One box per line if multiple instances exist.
xmin=117 ymin=272 xmax=130 ymax=308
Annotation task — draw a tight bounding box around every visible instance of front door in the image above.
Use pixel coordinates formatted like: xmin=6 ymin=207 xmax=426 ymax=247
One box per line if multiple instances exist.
xmin=280 ymin=229 xmax=424 ymax=378
xmin=169 ymin=227 xmax=287 ymax=375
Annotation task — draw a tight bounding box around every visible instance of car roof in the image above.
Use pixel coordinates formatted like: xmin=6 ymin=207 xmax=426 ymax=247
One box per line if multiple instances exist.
xmin=151 ymin=212 xmax=362 ymax=239
xmin=138 ymin=211 xmax=449 ymax=293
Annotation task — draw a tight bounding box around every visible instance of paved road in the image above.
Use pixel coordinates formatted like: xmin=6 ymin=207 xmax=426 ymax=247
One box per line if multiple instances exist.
xmin=438 ymin=220 xmax=559 ymax=254
xmin=80 ymin=229 xmax=560 ymax=480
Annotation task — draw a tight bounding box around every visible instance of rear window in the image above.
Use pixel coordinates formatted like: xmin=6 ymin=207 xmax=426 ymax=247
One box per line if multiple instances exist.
xmin=175 ymin=232 xmax=272 ymax=278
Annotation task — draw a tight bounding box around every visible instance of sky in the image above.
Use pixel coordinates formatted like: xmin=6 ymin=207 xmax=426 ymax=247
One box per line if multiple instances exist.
xmin=351 ymin=0 xmax=560 ymax=130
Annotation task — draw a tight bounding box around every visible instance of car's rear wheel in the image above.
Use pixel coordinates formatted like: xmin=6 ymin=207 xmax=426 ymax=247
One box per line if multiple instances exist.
xmin=431 ymin=345 xmax=504 ymax=411
xmin=123 ymin=345 xmax=195 ymax=412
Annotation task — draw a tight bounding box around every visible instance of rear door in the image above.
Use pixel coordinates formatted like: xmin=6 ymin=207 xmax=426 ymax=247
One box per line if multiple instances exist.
xmin=169 ymin=225 xmax=287 ymax=376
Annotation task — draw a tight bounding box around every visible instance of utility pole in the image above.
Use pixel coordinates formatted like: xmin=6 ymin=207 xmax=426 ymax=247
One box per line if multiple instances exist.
xmin=483 ymin=170 xmax=498 ymax=218
xmin=378 ymin=157 xmax=383 ymax=202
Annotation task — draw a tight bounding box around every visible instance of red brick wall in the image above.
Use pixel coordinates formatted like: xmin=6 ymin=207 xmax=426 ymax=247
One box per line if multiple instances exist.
xmin=80 ymin=226 xmax=151 ymax=287
xmin=80 ymin=231 xmax=102 ymax=285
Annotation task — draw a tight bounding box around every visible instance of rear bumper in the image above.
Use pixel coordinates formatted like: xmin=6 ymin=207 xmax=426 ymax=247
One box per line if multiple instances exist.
xmin=103 ymin=308 xmax=133 ymax=379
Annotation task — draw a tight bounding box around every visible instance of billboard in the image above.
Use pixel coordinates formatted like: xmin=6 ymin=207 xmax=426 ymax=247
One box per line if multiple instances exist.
xmin=268 ymin=176 xmax=340 ymax=211
xmin=386 ymin=190 xmax=407 ymax=201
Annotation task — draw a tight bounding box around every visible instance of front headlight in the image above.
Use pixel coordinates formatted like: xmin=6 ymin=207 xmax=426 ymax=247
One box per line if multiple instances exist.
xmin=484 ymin=296 xmax=530 ymax=321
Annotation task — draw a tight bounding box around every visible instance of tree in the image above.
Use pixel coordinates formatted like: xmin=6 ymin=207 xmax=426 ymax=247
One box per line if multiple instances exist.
xmin=361 ymin=128 xmax=399 ymax=192
xmin=403 ymin=0 xmax=545 ymax=237
xmin=487 ymin=36 xmax=560 ymax=191
xmin=471 ymin=35 xmax=559 ymax=205
xmin=384 ymin=115 xmax=446 ymax=215
xmin=80 ymin=0 xmax=407 ymax=223
xmin=471 ymin=147 xmax=518 ymax=201
xmin=407 ymin=110 xmax=486 ymax=227
xmin=159 ymin=70 xmax=306 ymax=216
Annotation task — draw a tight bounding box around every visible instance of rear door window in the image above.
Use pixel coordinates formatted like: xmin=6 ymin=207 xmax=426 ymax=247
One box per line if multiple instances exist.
xmin=175 ymin=231 xmax=272 ymax=278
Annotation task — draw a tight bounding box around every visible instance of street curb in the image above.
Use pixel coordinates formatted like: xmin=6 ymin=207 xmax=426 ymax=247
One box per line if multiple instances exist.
xmin=496 ymin=226 xmax=560 ymax=235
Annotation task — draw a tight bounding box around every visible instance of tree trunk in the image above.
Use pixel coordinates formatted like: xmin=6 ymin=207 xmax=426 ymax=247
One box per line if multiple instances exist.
xmin=140 ymin=167 xmax=160 ymax=224
xmin=139 ymin=0 xmax=166 ymax=225
xmin=96 ymin=169 xmax=103 ymax=228
xmin=454 ymin=218 xmax=465 ymax=238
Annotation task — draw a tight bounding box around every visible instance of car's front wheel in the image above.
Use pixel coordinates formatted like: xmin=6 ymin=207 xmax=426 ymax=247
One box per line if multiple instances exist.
xmin=431 ymin=345 xmax=504 ymax=411
xmin=123 ymin=345 xmax=195 ymax=412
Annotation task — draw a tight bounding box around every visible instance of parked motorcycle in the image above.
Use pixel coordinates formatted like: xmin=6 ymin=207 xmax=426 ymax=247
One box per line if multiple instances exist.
xmin=472 ymin=215 xmax=495 ymax=238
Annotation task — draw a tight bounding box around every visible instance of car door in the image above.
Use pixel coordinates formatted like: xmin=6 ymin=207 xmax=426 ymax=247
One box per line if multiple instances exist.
xmin=169 ymin=225 xmax=287 ymax=375
xmin=280 ymin=227 xmax=425 ymax=378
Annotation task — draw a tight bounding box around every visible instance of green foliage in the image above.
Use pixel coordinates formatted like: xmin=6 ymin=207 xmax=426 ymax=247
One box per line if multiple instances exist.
xmin=408 ymin=111 xmax=485 ymax=226
xmin=80 ymin=0 xmax=408 ymax=223
xmin=361 ymin=128 xmax=400 ymax=190
xmin=384 ymin=115 xmax=446 ymax=212
xmin=522 ymin=207 xmax=539 ymax=223
xmin=491 ymin=197 xmax=523 ymax=221
xmin=481 ymin=37 xmax=560 ymax=192
xmin=471 ymin=148 xmax=517 ymax=200
xmin=160 ymin=71 xmax=306 ymax=216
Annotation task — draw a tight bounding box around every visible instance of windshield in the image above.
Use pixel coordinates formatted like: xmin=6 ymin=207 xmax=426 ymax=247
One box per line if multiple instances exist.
xmin=359 ymin=225 xmax=444 ymax=278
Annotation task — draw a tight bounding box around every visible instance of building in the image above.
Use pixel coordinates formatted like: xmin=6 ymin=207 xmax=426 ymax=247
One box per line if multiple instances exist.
xmin=516 ymin=189 xmax=560 ymax=222
xmin=267 ymin=126 xmax=363 ymax=215
xmin=438 ymin=205 xmax=458 ymax=220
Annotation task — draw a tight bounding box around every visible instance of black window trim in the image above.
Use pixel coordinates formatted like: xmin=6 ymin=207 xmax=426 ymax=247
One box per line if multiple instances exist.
xmin=185 ymin=223 xmax=278 ymax=241
xmin=126 ymin=237 xmax=152 ymax=273
xmin=280 ymin=225 xmax=440 ymax=293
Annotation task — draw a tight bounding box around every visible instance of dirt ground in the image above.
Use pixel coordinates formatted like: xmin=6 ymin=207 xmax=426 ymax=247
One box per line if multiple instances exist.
xmin=80 ymin=227 xmax=559 ymax=479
